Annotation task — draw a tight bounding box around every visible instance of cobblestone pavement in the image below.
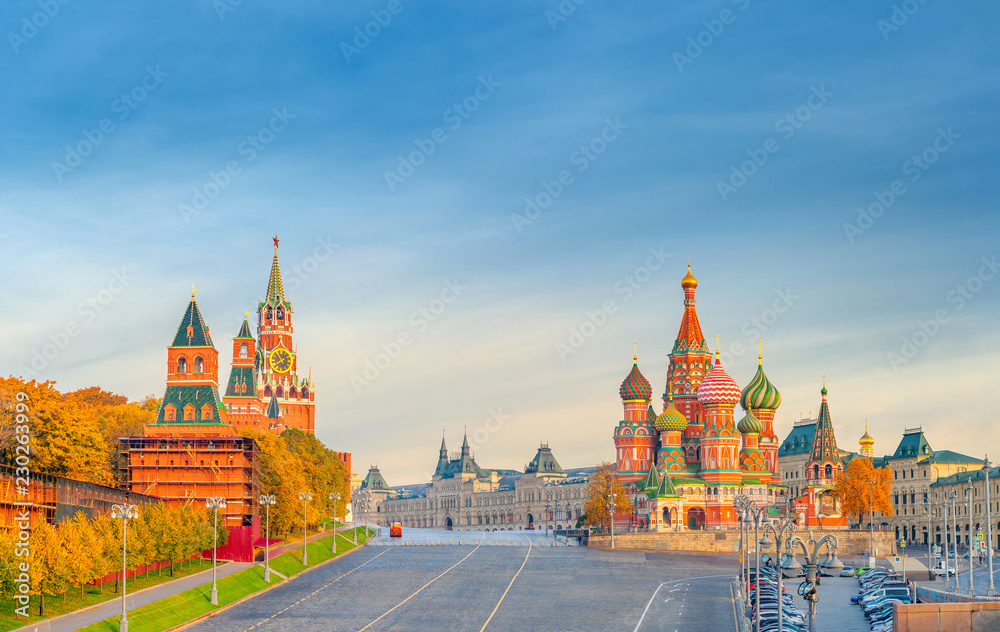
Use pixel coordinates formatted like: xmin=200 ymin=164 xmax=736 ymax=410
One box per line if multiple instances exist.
xmin=184 ymin=530 xmax=739 ymax=632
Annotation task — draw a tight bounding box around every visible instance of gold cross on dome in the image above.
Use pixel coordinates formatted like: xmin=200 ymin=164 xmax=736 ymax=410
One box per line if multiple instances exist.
xmin=191 ymin=285 xmax=197 ymax=298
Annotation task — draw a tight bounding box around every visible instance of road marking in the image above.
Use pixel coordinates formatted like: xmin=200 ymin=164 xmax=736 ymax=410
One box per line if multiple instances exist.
xmin=479 ymin=542 xmax=533 ymax=631
xmin=356 ymin=543 xmax=482 ymax=631
xmin=238 ymin=548 xmax=392 ymax=632
xmin=729 ymin=580 xmax=739 ymax=632
xmin=633 ymin=574 xmax=733 ymax=632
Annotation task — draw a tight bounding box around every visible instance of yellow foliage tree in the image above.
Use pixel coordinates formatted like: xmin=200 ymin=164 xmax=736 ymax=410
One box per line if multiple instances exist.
xmin=583 ymin=462 xmax=633 ymax=532
xmin=61 ymin=511 xmax=98 ymax=597
xmin=31 ymin=516 xmax=70 ymax=614
xmin=832 ymin=456 xmax=894 ymax=523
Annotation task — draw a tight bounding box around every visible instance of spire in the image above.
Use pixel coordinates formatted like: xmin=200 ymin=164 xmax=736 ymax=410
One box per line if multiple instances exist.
xmin=641 ymin=461 xmax=660 ymax=492
xmin=809 ymin=382 xmax=839 ymax=464
xmin=171 ymin=297 xmax=215 ymax=348
xmin=461 ymin=430 xmax=470 ymax=454
xmin=236 ymin=315 xmax=253 ymax=339
xmin=653 ymin=468 xmax=679 ymax=498
xmin=440 ymin=432 xmax=448 ymax=454
xmin=266 ymin=393 xmax=281 ymax=419
xmin=265 ymin=236 xmax=287 ymax=306
xmin=673 ymin=263 xmax=709 ymax=354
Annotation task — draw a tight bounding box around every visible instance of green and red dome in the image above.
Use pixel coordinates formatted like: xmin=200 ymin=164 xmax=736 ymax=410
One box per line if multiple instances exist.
xmin=620 ymin=362 xmax=652 ymax=401
xmin=741 ymin=361 xmax=782 ymax=411
xmin=736 ymin=409 xmax=763 ymax=434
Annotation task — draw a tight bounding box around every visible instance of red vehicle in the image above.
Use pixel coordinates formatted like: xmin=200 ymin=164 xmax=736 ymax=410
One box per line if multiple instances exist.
xmin=389 ymin=522 xmax=402 ymax=538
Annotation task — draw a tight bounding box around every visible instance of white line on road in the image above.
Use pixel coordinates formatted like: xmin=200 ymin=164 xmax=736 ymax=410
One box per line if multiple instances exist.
xmin=634 ymin=574 xmax=734 ymax=632
xmin=479 ymin=541 xmax=533 ymax=631
xmin=356 ymin=542 xmax=482 ymax=631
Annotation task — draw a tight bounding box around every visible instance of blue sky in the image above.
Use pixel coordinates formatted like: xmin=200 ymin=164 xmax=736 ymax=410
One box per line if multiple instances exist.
xmin=1 ymin=0 xmax=998 ymax=484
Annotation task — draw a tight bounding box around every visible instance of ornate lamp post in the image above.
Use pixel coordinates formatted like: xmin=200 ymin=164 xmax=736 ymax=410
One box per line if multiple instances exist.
xmin=746 ymin=503 xmax=766 ymax=632
xmin=984 ymin=456 xmax=995 ymax=597
xmin=967 ymin=479 xmax=975 ymax=596
xmin=608 ymin=491 xmax=617 ymax=549
xmin=760 ymin=518 xmax=796 ymax=632
xmin=111 ymin=504 xmax=139 ymax=632
xmin=260 ymin=494 xmax=276 ymax=582
xmin=789 ymin=531 xmax=843 ymax=632
xmin=924 ymin=501 xmax=932 ymax=578
xmin=950 ymin=491 xmax=958 ymax=591
xmin=299 ymin=491 xmax=312 ymax=565
xmin=330 ymin=492 xmax=341 ymax=554
xmin=205 ymin=497 xmax=227 ymax=606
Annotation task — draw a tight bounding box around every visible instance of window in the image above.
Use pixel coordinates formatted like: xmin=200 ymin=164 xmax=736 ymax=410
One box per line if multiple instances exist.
xmin=825 ymin=464 xmax=833 ymax=479
xmin=239 ymin=343 xmax=248 ymax=359
xmin=276 ymin=386 xmax=284 ymax=398
xmin=177 ymin=357 xmax=187 ymax=374
xmin=194 ymin=356 xmax=204 ymax=373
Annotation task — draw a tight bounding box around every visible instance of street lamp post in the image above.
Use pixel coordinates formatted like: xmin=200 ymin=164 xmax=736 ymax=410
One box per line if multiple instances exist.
xmin=260 ymin=494 xmax=276 ymax=582
xmin=984 ymin=456 xmax=995 ymax=597
xmin=950 ymin=492 xmax=958 ymax=591
xmin=330 ymin=492 xmax=341 ymax=554
xmin=299 ymin=491 xmax=312 ymax=565
xmin=111 ymin=504 xmax=138 ymax=632
xmin=789 ymin=531 xmax=843 ymax=632
xmin=608 ymin=491 xmax=616 ymax=549
xmin=746 ymin=503 xmax=766 ymax=632
xmin=760 ymin=519 xmax=796 ymax=632
xmin=924 ymin=502 xmax=932 ymax=579
xmin=867 ymin=480 xmax=876 ymax=561
xmin=205 ymin=496 xmax=227 ymax=606
xmin=967 ymin=480 xmax=975 ymax=596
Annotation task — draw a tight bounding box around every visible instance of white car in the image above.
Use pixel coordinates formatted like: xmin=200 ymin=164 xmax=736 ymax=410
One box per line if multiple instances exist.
xmin=930 ymin=564 xmax=956 ymax=576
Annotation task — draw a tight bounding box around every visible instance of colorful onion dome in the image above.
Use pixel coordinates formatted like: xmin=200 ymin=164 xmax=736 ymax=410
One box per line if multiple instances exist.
xmin=737 ymin=409 xmax=763 ymax=434
xmin=620 ymin=359 xmax=652 ymax=402
xmin=681 ymin=263 xmax=698 ymax=289
xmin=740 ymin=347 xmax=782 ymax=411
xmin=655 ymin=391 xmax=688 ymax=433
xmin=697 ymin=340 xmax=741 ymax=405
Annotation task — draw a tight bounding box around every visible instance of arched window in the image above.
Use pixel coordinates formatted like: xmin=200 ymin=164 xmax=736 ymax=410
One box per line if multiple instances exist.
xmin=825 ymin=464 xmax=833 ymax=479
xmin=290 ymin=387 xmax=298 ymax=399
xmin=276 ymin=386 xmax=284 ymax=398
xmin=266 ymin=306 xmax=273 ymax=321
xmin=276 ymin=307 xmax=284 ymax=321
xmin=814 ymin=465 xmax=820 ymax=479
xmin=194 ymin=356 xmax=204 ymax=373
xmin=301 ymin=387 xmax=309 ymax=399
xmin=177 ymin=357 xmax=187 ymax=374
xmin=239 ymin=343 xmax=248 ymax=359
xmin=264 ymin=385 xmax=272 ymax=398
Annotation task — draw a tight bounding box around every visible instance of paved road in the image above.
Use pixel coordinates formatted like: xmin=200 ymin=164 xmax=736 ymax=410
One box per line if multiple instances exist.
xmin=184 ymin=531 xmax=738 ymax=632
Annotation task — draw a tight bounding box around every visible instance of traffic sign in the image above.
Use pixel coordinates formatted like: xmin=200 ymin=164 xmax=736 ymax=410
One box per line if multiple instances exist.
xmin=894 ymin=556 xmax=901 ymax=563
xmin=900 ymin=541 xmax=907 ymax=549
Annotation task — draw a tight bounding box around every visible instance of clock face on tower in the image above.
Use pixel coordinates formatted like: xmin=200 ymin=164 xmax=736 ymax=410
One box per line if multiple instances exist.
xmin=269 ymin=347 xmax=292 ymax=374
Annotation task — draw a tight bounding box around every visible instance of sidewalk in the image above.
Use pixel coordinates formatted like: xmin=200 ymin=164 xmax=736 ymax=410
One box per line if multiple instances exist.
xmin=15 ymin=562 xmax=253 ymax=632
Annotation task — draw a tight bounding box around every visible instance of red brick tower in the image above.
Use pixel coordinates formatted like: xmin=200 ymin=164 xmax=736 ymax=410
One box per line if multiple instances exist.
xmin=255 ymin=237 xmax=316 ymax=434
xmin=222 ymin=315 xmax=264 ymax=430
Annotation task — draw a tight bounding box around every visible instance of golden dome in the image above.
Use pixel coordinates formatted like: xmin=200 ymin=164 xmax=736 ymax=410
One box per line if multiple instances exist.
xmin=681 ymin=264 xmax=698 ymax=289
xmin=859 ymin=420 xmax=874 ymax=446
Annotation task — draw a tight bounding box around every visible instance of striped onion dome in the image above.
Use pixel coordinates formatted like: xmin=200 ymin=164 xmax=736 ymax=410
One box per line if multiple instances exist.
xmin=620 ymin=361 xmax=652 ymax=401
xmin=697 ymin=357 xmax=741 ymax=405
xmin=655 ymin=392 xmax=688 ymax=433
xmin=740 ymin=361 xmax=782 ymax=411
xmin=737 ymin=409 xmax=764 ymax=434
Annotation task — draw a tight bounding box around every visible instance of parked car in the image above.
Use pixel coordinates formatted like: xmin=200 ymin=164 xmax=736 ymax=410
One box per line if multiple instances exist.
xmin=930 ymin=564 xmax=956 ymax=576
xmin=839 ymin=566 xmax=854 ymax=577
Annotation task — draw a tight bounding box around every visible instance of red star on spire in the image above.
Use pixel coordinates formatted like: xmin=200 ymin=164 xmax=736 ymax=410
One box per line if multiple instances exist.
xmin=273 ymin=235 xmax=279 ymax=249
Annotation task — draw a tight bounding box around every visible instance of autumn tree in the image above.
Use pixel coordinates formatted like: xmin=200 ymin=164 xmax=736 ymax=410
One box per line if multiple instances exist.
xmin=583 ymin=462 xmax=633 ymax=532
xmin=61 ymin=512 xmax=99 ymax=597
xmin=91 ymin=515 xmax=117 ymax=593
xmin=31 ymin=517 xmax=70 ymax=615
xmin=832 ymin=456 xmax=894 ymax=524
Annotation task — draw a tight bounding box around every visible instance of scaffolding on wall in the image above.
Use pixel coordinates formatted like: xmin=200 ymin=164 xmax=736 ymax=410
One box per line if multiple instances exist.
xmin=117 ymin=435 xmax=260 ymax=526
xmin=0 ymin=464 xmax=160 ymax=530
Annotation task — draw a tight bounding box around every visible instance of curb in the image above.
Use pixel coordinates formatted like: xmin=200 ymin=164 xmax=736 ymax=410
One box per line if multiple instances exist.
xmin=167 ymin=535 xmax=372 ymax=632
xmin=12 ymin=561 xmax=237 ymax=632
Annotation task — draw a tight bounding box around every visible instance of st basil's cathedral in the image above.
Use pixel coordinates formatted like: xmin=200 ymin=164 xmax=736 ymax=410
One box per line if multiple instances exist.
xmin=613 ymin=264 xmax=846 ymax=530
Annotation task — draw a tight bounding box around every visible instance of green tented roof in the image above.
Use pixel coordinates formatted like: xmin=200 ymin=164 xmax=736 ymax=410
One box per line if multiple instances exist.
xmin=156 ymin=384 xmax=224 ymax=423
xmin=224 ymin=365 xmax=258 ymax=398
xmin=170 ymin=299 xmax=216 ymax=348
